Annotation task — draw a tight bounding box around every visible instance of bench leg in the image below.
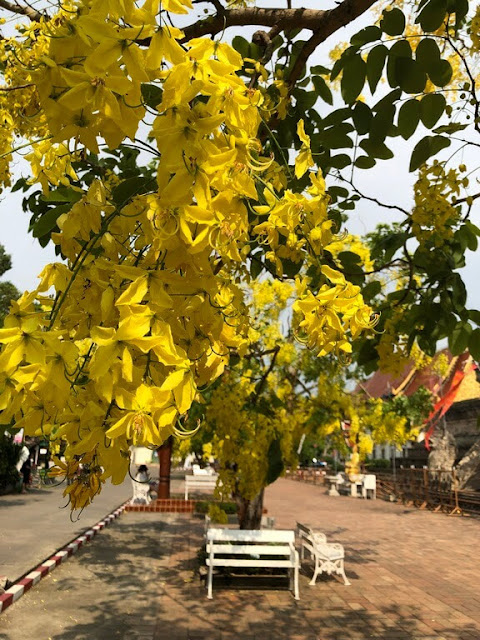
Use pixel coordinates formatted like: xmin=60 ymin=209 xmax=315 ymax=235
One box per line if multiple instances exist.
xmin=293 ymin=564 xmax=299 ymax=600
xmin=207 ymin=564 xmax=213 ymax=599
xmin=185 ymin=486 xmax=188 ymax=501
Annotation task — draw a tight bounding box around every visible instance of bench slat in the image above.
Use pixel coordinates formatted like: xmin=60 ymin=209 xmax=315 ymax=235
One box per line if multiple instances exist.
xmin=206 ymin=529 xmax=294 ymax=543
xmin=207 ymin=559 xmax=294 ymax=568
xmin=207 ymin=544 xmax=292 ymax=555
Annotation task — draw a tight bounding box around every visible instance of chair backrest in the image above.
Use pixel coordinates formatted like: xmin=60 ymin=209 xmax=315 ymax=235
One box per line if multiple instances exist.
xmin=296 ymin=522 xmax=327 ymax=547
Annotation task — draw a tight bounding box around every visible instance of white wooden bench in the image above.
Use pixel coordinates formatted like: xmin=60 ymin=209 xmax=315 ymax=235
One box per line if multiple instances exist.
xmin=296 ymin=522 xmax=350 ymax=586
xmin=205 ymin=528 xmax=300 ymax=600
xmin=184 ymin=474 xmax=218 ymax=500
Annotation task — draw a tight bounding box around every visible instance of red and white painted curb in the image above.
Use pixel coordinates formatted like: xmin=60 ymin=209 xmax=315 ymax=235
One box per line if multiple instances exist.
xmin=0 ymin=501 xmax=129 ymax=614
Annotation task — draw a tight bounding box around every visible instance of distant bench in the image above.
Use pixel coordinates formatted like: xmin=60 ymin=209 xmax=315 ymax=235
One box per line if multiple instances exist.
xmin=205 ymin=528 xmax=300 ymax=600
xmin=184 ymin=474 xmax=218 ymax=500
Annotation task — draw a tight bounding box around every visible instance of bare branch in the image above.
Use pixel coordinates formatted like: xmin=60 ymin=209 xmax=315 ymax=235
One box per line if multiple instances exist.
xmin=288 ymin=0 xmax=380 ymax=87
xmin=0 ymin=0 xmax=45 ymax=21
xmin=180 ymin=1 xmax=381 ymax=46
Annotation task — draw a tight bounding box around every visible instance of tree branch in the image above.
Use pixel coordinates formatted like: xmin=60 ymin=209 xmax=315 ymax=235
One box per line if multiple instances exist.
xmin=287 ymin=0 xmax=380 ymax=87
xmin=0 ymin=0 xmax=45 ymax=21
xmin=180 ymin=0 xmax=380 ymax=49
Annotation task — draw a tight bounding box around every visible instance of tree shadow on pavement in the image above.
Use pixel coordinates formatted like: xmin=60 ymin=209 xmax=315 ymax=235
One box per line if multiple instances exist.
xmin=4 ymin=514 xmax=478 ymax=640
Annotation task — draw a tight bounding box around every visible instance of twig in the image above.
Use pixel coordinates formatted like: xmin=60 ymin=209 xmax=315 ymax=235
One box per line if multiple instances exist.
xmin=0 ymin=0 xmax=45 ymax=21
xmin=0 ymin=83 xmax=33 ymax=91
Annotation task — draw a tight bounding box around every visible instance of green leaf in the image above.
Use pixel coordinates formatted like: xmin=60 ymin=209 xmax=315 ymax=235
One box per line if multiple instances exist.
xmin=362 ymin=280 xmax=382 ymax=301
xmin=451 ymin=273 xmax=467 ymax=312
xmin=416 ymin=0 xmax=447 ymax=32
xmin=328 ymin=186 xmax=349 ymax=199
xmin=419 ymin=93 xmax=446 ymax=128
xmin=40 ymin=187 xmax=82 ymax=204
xmin=294 ymin=88 xmax=318 ymax=112
xmin=453 ymin=0 xmax=469 ymax=31
xmin=373 ymin=88 xmax=402 ymax=112
xmin=386 ymin=40 xmax=412 ymax=88
xmin=360 ymin=138 xmax=394 ymax=159
xmin=370 ymin=103 xmax=396 ymax=142
xmin=352 ymin=101 xmax=373 ymax=135
xmin=311 ymin=64 xmax=330 ymax=75
xmin=367 ymin=45 xmax=388 ymax=93
xmin=321 ymin=123 xmax=354 ymax=149
xmin=141 ymin=83 xmax=163 ymax=110
xmin=32 ymin=204 xmax=71 ymax=239
xmin=341 ymin=55 xmax=366 ymax=104
xmin=281 ymin=258 xmax=303 ymax=277
xmin=232 ymin=35 xmax=250 ymax=58
xmin=469 ymin=310 xmax=480 ymax=326
xmin=428 ymin=59 xmax=453 ymax=87
xmin=350 ymin=26 xmax=382 ymax=46
xmin=312 ymin=75 xmax=333 ymax=105
xmin=111 ymin=175 xmax=155 ymax=206
xmin=329 ymin=154 xmax=351 ymax=169
xmin=469 ymin=328 xmax=480 ymax=361
xmin=409 ymin=135 xmax=450 ymax=171
xmin=250 ymin=255 xmax=263 ymax=279
xmin=322 ymin=108 xmax=351 ymax=127
xmin=266 ymin=438 xmax=284 ymax=486
xmin=415 ymin=38 xmax=441 ymax=72
xmin=395 ymin=58 xmax=427 ymax=93
xmin=354 ymin=155 xmax=376 ymax=169
xmin=448 ymin=321 xmax=471 ymax=355
xmin=398 ymin=99 xmax=420 ymax=139
xmin=433 ymin=122 xmax=467 ymax=134
xmin=380 ymin=8 xmax=406 ymax=35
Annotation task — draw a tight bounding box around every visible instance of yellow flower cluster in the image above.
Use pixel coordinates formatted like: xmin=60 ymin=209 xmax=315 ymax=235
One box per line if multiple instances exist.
xmin=412 ymin=162 xmax=467 ymax=246
xmin=294 ymin=266 xmax=378 ymax=358
xmin=470 ymin=6 xmax=480 ymax=54
xmin=0 ymin=0 xmax=377 ymax=507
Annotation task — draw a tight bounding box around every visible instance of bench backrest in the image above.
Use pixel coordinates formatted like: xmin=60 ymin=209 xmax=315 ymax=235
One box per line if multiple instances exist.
xmin=206 ymin=528 xmax=294 ymax=544
xmin=185 ymin=475 xmax=218 ymax=484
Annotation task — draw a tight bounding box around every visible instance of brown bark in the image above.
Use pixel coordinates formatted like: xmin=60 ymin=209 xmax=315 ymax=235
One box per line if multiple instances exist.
xmin=182 ymin=1 xmax=379 ymax=43
xmin=0 ymin=0 xmax=45 ymax=21
xmin=234 ymin=488 xmax=265 ymax=530
xmin=157 ymin=436 xmax=173 ymax=499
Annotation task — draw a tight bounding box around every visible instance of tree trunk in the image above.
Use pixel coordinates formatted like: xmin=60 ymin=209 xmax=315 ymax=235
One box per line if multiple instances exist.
xmin=234 ymin=488 xmax=265 ymax=530
xmin=157 ymin=436 xmax=173 ymax=499
xmin=455 ymin=439 xmax=480 ymax=490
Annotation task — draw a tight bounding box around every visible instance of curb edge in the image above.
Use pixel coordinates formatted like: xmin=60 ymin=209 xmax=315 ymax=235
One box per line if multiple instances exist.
xmin=0 ymin=500 xmax=130 ymax=614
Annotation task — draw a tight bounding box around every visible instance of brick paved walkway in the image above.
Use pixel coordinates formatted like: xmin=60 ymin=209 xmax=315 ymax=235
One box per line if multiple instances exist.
xmin=1 ymin=477 xmax=479 ymax=640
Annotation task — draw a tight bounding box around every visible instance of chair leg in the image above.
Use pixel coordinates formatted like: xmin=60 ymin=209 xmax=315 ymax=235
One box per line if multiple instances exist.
xmin=309 ymin=556 xmax=320 ymax=586
xmin=339 ymin=561 xmax=351 ymax=586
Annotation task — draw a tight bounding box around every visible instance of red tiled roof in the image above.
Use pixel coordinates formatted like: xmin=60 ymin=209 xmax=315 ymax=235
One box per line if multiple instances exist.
xmin=357 ymin=350 xmax=478 ymax=402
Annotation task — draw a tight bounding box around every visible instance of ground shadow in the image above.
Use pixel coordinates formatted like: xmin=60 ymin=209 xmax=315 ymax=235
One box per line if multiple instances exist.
xmin=3 ymin=513 xmax=479 ymax=640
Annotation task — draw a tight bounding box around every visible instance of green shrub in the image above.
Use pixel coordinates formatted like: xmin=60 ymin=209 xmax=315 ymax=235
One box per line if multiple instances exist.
xmin=208 ymin=503 xmax=228 ymax=524
xmin=195 ymin=500 xmax=236 ymax=515
xmin=365 ymin=458 xmax=391 ymax=470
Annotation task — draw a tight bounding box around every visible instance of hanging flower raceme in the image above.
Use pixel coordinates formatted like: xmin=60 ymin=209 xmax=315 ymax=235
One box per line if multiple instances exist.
xmin=0 ymin=0 xmax=378 ymax=511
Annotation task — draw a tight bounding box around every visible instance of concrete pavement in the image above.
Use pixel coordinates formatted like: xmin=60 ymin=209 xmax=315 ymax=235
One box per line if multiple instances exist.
xmin=0 ymin=479 xmax=132 ymax=583
xmin=1 ymin=478 xmax=480 ymax=639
